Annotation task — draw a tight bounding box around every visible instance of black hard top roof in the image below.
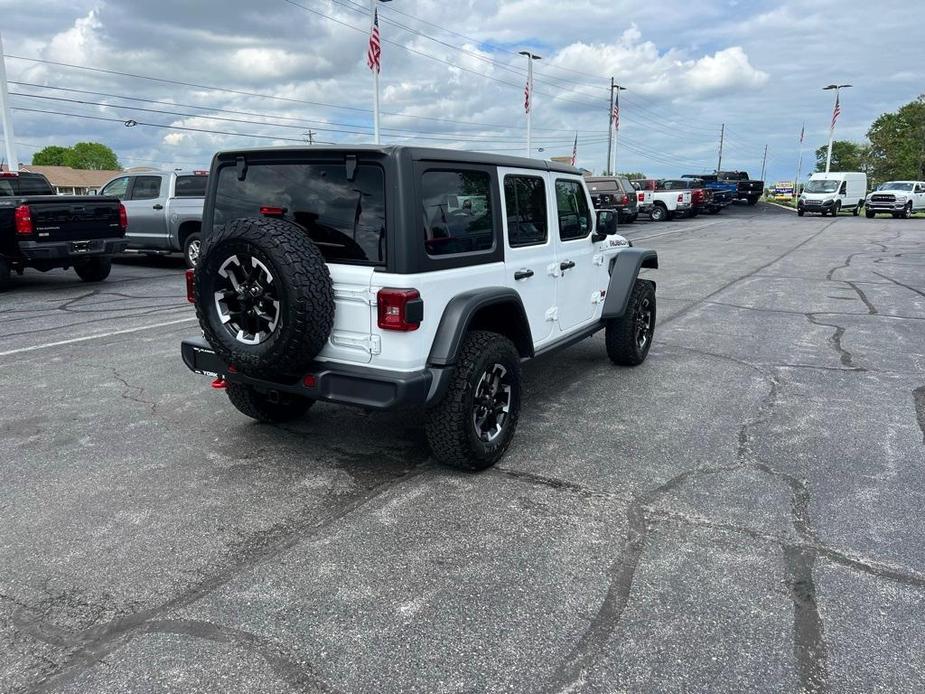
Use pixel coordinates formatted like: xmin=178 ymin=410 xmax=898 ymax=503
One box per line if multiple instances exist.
xmin=213 ymin=145 xmax=580 ymax=175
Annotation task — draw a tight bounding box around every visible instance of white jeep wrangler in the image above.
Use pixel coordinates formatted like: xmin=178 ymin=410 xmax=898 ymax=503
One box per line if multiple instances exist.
xmin=182 ymin=146 xmax=658 ymax=470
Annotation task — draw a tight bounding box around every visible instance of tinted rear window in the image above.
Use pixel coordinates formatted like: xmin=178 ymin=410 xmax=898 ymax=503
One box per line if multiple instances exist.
xmin=586 ymin=179 xmax=619 ymax=192
xmin=175 ymin=175 xmax=208 ymax=197
xmin=213 ymin=162 xmax=386 ymax=265
xmin=0 ymin=175 xmax=54 ymax=196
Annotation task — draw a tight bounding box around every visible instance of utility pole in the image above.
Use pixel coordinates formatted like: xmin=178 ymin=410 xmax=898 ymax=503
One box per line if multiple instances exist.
xmin=303 ymin=130 xmax=316 ymax=145
xmin=794 ymin=121 xmax=805 ymax=201
xmin=0 ymin=33 xmax=19 ymax=173
xmin=823 ymin=83 xmax=851 ymax=173
xmin=716 ymin=122 xmax=725 ymax=172
xmin=519 ymin=51 xmax=541 ymax=158
xmin=759 ymin=144 xmax=768 ymax=184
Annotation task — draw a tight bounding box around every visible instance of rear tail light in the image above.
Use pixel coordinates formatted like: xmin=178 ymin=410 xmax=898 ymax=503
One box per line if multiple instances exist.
xmin=677 ymin=194 xmax=684 ymax=203
xmin=185 ymin=269 xmax=195 ymax=303
xmin=118 ymin=203 xmax=128 ymax=230
xmin=638 ymin=193 xmax=644 ymax=202
xmin=377 ymin=288 xmax=423 ymax=331
xmin=259 ymin=206 xmax=286 ymax=217
xmin=14 ymin=205 xmax=33 ymax=235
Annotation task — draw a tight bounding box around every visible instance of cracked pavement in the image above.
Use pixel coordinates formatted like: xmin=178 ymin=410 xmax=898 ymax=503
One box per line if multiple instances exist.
xmin=1 ymin=205 xmax=924 ymax=693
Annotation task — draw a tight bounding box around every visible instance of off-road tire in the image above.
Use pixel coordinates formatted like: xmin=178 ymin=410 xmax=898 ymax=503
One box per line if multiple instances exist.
xmin=195 ymin=217 xmax=335 ymax=380
xmin=183 ymin=232 xmax=202 ymax=268
xmin=0 ymin=257 xmax=10 ymax=291
xmin=74 ymin=257 xmax=112 ymax=283
xmin=866 ymin=209 xmax=875 ymax=219
xmin=606 ymin=280 xmax=656 ymax=366
xmin=424 ymin=331 xmax=522 ymax=471
xmin=650 ymin=204 xmax=668 ymax=222
xmin=226 ymin=382 xmax=314 ymax=423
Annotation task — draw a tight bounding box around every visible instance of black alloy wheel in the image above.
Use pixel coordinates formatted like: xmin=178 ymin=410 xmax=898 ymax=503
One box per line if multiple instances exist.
xmin=213 ymin=253 xmax=281 ymax=346
xmin=471 ymin=363 xmax=514 ymax=444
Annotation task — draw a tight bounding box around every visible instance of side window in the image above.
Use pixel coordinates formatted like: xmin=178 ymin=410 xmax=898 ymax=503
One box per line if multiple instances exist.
xmin=839 ymin=181 xmax=847 ymax=195
xmin=101 ymin=177 xmax=130 ymax=200
xmin=174 ymin=175 xmax=208 ymax=197
xmin=421 ymin=169 xmax=494 ymax=256
xmin=555 ymin=179 xmax=592 ymax=241
xmin=131 ymin=176 xmax=163 ymax=200
xmin=504 ymin=175 xmax=547 ymax=247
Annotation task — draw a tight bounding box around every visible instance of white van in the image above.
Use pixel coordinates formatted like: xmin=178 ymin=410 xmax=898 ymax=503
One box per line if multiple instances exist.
xmin=797 ymin=172 xmax=867 ymax=217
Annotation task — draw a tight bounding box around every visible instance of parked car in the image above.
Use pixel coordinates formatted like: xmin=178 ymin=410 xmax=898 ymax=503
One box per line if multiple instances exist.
xmin=99 ymin=170 xmax=207 ymax=267
xmin=798 ymin=172 xmax=867 ymax=217
xmin=865 ymin=180 xmax=925 ymax=218
xmin=0 ymin=171 xmax=127 ymax=290
xmin=630 ymin=180 xmax=654 ymax=215
xmin=688 ymin=173 xmax=736 ymax=209
xmin=585 ymin=175 xmax=638 ymax=222
xmin=716 ymin=171 xmax=764 ymax=205
xmin=680 ymin=177 xmax=718 ymax=215
xmin=633 ymin=179 xmax=693 ymax=222
xmin=181 ymin=146 xmax=658 ymax=470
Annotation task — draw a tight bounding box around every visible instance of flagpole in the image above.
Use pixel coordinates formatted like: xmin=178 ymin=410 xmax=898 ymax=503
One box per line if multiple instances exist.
xmin=823 ymin=83 xmax=852 ymax=174
xmin=370 ymin=0 xmax=380 ymax=144
xmin=520 ymin=51 xmax=541 ymax=158
xmin=606 ymin=77 xmax=614 ymax=174
xmin=794 ymin=121 xmax=804 ymax=202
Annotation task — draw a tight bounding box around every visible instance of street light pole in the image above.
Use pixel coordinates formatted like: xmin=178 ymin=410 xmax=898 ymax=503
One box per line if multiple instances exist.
xmin=823 ymin=83 xmax=851 ymax=174
xmin=519 ymin=51 xmax=541 ymax=158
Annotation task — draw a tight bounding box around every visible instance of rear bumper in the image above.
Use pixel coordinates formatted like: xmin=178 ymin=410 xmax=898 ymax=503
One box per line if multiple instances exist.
xmin=181 ymin=336 xmax=450 ymax=410
xmin=18 ymin=238 xmax=128 ymax=262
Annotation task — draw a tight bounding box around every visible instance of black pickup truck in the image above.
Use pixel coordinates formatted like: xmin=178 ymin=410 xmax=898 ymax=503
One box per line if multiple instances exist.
xmin=716 ymin=171 xmax=764 ymax=206
xmin=0 ymin=172 xmax=128 ymax=289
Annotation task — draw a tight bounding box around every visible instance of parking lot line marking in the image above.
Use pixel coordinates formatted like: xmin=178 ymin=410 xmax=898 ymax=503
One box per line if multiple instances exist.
xmin=0 ymin=316 xmax=198 ymax=357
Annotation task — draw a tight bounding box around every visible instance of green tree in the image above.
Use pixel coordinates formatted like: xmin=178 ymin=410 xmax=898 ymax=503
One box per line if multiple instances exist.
xmin=617 ymin=172 xmax=646 ymax=180
xmin=31 ymin=145 xmax=70 ymax=166
xmin=61 ymin=142 xmax=120 ymax=170
xmin=814 ymin=140 xmax=868 ymax=173
xmin=866 ymin=95 xmax=925 ymax=184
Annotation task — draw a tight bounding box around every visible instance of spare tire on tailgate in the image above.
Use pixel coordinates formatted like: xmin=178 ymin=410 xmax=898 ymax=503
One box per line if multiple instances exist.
xmin=194 ymin=217 xmax=335 ymax=379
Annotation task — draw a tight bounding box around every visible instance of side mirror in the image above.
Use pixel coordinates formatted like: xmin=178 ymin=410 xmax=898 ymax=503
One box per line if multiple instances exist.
xmin=593 ymin=209 xmax=616 ymax=241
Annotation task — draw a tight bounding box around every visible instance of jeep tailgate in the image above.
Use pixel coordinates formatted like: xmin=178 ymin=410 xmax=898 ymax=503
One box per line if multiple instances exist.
xmin=317 ymin=264 xmax=375 ymax=365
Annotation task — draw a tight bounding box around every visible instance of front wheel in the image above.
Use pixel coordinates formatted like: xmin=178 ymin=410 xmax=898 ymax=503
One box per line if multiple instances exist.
xmin=852 ymin=205 xmax=860 ymax=216
xmin=902 ymin=203 xmax=913 ymax=219
xmin=74 ymin=257 xmax=112 ymax=282
xmin=797 ymin=209 xmax=805 ymax=217
xmin=425 ymin=331 xmax=521 ymax=471
xmin=865 ymin=209 xmax=876 ymax=219
xmin=606 ymin=280 xmax=656 ymax=366
xmin=183 ymin=232 xmax=202 ymax=268
xmin=226 ymin=382 xmax=314 ymax=423
xmin=834 ymin=202 xmax=841 ymax=216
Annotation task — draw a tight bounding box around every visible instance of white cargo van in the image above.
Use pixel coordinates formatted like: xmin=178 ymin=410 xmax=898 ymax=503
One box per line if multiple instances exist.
xmin=797 ymin=172 xmax=867 ymax=217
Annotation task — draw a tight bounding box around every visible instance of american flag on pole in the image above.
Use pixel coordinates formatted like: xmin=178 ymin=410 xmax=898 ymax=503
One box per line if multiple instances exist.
xmin=366 ymin=8 xmax=381 ymax=73
xmin=570 ymin=133 xmax=577 ymax=166
xmin=524 ymin=77 xmax=531 ymax=114
xmin=611 ymin=101 xmax=620 ymax=130
xmin=831 ymin=93 xmax=840 ymax=129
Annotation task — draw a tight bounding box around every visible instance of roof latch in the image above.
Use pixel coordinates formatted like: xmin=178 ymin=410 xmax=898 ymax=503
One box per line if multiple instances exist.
xmin=235 ymin=155 xmax=248 ymax=181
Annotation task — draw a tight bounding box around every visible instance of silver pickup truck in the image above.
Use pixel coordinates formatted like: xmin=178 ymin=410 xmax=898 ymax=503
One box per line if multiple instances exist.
xmin=99 ymin=170 xmax=207 ymax=267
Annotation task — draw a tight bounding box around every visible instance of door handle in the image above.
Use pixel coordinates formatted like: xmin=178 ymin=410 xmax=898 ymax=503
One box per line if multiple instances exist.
xmin=560 ymin=260 xmax=576 ymax=271
xmin=152 ymin=204 xmax=164 ymax=210
xmin=514 ymin=269 xmax=534 ymax=280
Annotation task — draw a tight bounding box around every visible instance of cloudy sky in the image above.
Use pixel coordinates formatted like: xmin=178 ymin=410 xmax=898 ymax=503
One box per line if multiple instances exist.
xmin=0 ymin=0 xmax=921 ymax=183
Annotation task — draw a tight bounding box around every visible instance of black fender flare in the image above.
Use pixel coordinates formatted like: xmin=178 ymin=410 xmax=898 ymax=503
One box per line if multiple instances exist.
xmin=428 ymin=287 xmax=534 ymax=366
xmin=601 ymin=248 xmax=659 ymax=319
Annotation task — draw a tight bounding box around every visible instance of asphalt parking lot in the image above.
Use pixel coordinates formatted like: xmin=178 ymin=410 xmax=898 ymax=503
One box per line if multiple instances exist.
xmin=2 ymin=202 xmax=923 ymax=693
